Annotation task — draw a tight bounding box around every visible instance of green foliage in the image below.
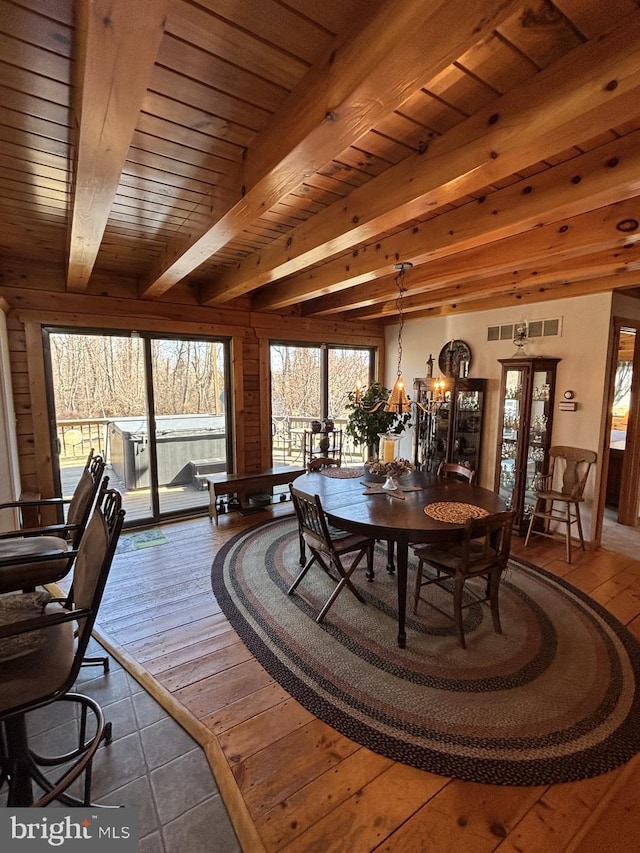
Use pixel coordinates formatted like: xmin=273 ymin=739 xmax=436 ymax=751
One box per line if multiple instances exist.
xmin=344 ymin=382 xmax=411 ymax=452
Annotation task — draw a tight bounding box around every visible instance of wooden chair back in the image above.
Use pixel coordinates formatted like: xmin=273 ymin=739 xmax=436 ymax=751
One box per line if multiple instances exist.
xmin=459 ymin=510 xmax=514 ymax=575
xmin=437 ymin=461 xmax=475 ymax=484
xmin=545 ymin=446 xmax=597 ymax=500
xmin=290 ymin=486 xmax=335 ymax=553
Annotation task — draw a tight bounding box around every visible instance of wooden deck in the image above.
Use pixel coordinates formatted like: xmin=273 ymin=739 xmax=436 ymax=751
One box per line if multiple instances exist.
xmin=91 ymin=509 xmax=640 ymax=852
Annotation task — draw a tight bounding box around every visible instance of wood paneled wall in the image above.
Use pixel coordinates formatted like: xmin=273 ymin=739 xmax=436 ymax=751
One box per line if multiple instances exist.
xmin=0 ymin=273 xmax=385 ymax=499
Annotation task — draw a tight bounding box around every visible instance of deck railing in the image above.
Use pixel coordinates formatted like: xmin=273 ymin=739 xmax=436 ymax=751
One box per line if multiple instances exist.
xmin=57 ymin=415 xmax=368 ymax=470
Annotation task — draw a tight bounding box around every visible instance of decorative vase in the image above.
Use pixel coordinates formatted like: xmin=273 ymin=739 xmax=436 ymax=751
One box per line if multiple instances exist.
xmin=381 ymin=475 xmax=398 ymax=491
xmin=310 ymin=420 xmax=322 ymax=433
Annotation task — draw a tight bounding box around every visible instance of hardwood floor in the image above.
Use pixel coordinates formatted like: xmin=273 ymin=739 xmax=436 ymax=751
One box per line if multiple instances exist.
xmin=93 ymin=505 xmax=640 ymax=852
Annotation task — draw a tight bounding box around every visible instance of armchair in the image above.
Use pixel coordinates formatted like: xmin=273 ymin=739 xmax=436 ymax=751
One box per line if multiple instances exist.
xmin=0 ymin=487 xmax=125 ymax=806
xmin=0 ymin=449 xmax=106 ymax=548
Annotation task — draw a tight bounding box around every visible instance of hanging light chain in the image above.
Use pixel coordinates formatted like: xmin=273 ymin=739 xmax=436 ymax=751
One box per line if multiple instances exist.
xmin=394 ymin=263 xmax=411 ymax=378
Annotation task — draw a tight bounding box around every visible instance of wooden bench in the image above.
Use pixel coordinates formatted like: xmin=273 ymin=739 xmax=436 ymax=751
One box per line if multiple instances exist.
xmin=205 ymin=466 xmax=305 ymax=524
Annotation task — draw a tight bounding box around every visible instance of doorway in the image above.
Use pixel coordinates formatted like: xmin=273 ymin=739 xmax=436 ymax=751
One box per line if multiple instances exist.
xmin=601 ymin=321 xmax=640 ymax=555
xmin=44 ymin=328 xmax=231 ymax=525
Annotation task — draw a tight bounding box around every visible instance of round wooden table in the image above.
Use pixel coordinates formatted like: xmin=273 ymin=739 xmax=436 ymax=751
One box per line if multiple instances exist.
xmin=292 ymin=470 xmax=507 ymax=647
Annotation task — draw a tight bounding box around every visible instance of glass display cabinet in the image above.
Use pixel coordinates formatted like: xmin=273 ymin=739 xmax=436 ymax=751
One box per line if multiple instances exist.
xmin=413 ymin=377 xmax=487 ymax=474
xmin=494 ymin=357 xmax=560 ymax=534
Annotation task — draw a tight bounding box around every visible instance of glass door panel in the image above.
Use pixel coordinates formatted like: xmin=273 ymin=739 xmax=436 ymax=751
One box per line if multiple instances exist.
xmin=524 ymin=369 xmax=552 ymax=512
xmin=327 ymin=347 xmax=373 ymax=466
xmin=451 ymin=386 xmax=484 ymax=472
xmin=498 ymin=367 xmax=525 ymax=510
xmin=270 ymin=344 xmax=322 ymax=468
xmin=47 ymin=331 xmax=153 ymax=523
xmin=150 ymin=337 xmax=228 ymax=516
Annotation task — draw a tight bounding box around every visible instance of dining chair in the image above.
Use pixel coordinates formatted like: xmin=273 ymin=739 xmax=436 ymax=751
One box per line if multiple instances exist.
xmin=412 ymin=510 xmax=514 ymax=648
xmin=436 ymin=461 xmax=475 ymax=484
xmin=0 ymin=476 xmax=110 ymax=596
xmin=524 ymin=446 xmax=597 ymax=563
xmin=0 ymin=449 xmax=106 ymax=549
xmin=289 ymin=484 xmax=375 ymax=623
xmin=0 ymin=487 xmax=125 ymax=806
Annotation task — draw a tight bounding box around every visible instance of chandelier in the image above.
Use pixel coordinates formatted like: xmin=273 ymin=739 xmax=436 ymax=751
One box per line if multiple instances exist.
xmin=355 ymin=262 xmax=437 ymax=416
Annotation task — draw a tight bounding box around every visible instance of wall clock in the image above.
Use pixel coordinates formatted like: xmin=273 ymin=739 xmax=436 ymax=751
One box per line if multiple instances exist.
xmin=438 ymin=340 xmax=472 ymax=378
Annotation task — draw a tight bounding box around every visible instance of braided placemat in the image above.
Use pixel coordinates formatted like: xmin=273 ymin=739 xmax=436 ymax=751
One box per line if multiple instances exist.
xmin=424 ymin=501 xmax=489 ymax=523
xmin=319 ymin=467 xmax=365 ymax=479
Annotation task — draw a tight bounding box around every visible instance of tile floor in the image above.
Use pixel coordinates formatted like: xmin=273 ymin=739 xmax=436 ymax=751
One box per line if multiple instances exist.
xmin=1 ymin=637 xmax=241 ymax=853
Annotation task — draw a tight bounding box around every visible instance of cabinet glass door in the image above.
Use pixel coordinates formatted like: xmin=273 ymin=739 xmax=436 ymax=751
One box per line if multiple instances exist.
xmin=431 ymin=399 xmax=451 ymax=471
xmin=498 ymin=367 xmax=526 ymax=509
xmin=523 ymin=368 xmax=553 ymax=516
xmin=451 ymin=387 xmax=484 ymax=472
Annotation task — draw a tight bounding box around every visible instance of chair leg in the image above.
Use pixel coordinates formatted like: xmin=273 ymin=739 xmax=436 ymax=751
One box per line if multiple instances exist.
xmin=574 ymin=503 xmax=586 ymax=550
xmin=488 ymin=570 xmax=502 ymax=635
xmin=316 ymin=548 xmax=367 ymax=623
xmin=453 ymin=579 xmax=466 ymax=649
xmin=365 ymin=540 xmax=375 ymax=582
xmin=287 ymin=555 xmax=316 ymax=595
xmin=413 ymin=559 xmax=424 ymax=614
xmin=82 ymin=655 xmax=110 ymax=673
xmin=523 ymin=504 xmax=537 ymax=547
xmin=565 ymin=511 xmax=572 ymax=563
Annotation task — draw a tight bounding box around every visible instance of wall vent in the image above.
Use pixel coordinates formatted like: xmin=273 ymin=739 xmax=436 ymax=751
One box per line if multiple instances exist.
xmin=487 ymin=317 xmax=562 ymax=342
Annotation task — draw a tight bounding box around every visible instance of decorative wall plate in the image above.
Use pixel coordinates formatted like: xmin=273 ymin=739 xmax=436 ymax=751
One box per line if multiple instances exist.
xmin=438 ymin=340 xmax=472 ymax=378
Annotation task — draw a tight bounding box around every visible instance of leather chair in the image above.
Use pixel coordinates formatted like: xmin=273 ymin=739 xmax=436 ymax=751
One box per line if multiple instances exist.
xmin=524 ymin=446 xmax=597 ymax=563
xmin=412 ymin=511 xmax=514 ymax=648
xmin=436 ymin=461 xmax=475 ymax=484
xmin=0 ymin=449 xmax=106 ymax=549
xmin=0 ymin=475 xmax=109 ymax=596
xmin=289 ymin=484 xmax=375 ymax=623
xmin=0 ymin=487 xmax=125 ymax=806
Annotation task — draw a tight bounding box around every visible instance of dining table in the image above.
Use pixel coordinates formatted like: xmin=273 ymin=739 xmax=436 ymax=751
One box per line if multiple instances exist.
xmin=291 ymin=469 xmax=507 ymax=647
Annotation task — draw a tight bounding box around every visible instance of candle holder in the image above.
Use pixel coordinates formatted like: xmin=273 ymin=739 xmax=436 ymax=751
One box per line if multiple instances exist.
xmin=378 ymin=432 xmax=401 ymax=463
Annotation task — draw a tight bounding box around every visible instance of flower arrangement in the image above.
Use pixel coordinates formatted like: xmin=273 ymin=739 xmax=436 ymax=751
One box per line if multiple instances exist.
xmin=364 ymin=457 xmax=414 ymax=478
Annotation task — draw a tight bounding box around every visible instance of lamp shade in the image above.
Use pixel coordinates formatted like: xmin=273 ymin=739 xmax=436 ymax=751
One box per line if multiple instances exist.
xmin=384 ymin=374 xmax=412 ymax=414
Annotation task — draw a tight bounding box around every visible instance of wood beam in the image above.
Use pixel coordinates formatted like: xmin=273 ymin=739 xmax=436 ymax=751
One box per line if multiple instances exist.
xmin=304 ymin=198 xmax=640 ymax=317
xmin=346 ymin=248 xmax=640 ymax=320
xmin=203 ymin=14 xmax=640 ymax=306
xmin=265 ymin=132 xmax=640 ymax=312
xmin=139 ymin=0 xmax=519 ymax=298
xmin=67 ymin=0 xmax=169 ymax=292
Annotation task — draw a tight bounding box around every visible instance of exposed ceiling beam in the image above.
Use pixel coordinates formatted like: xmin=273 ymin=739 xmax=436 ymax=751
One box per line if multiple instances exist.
xmin=346 ymin=247 xmax=640 ymax=320
xmin=402 ymin=269 xmax=640 ymax=320
xmin=139 ymin=0 xmax=519 ymax=298
xmin=202 ymin=14 xmax=640 ymax=306
xmin=303 ymin=197 xmax=640 ymax=317
xmin=259 ymin=131 xmax=640 ymax=312
xmin=67 ymin=0 xmax=169 ymax=292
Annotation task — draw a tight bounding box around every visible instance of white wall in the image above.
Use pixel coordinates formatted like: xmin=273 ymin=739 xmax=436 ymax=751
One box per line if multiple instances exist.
xmin=0 ymin=309 xmax=21 ymax=530
xmin=385 ymin=293 xmax=613 ymax=534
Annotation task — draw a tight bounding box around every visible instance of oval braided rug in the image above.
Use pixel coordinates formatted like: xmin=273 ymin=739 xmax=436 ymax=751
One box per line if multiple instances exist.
xmin=211 ymin=517 xmax=640 ymax=785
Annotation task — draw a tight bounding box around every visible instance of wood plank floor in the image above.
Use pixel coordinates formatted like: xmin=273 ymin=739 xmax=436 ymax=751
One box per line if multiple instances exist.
xmin=92 ymin=506 xmax=640 ymax=852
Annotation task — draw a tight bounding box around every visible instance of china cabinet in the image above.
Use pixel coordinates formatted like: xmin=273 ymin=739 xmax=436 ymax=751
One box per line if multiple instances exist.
xmin=412 ymin=377 xmax=487 ymax=474
xmin=494 ymin=357 xmax=560 ymax=534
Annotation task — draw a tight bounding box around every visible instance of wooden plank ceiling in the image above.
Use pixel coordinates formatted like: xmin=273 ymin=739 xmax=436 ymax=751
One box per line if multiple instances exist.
xmin=2 ymin=0 xmax=640 ymax=323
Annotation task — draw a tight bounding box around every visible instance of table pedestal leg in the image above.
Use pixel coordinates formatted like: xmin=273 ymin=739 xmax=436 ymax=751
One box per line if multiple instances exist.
xmin=396 ymin=540 xmax=408 ymax=648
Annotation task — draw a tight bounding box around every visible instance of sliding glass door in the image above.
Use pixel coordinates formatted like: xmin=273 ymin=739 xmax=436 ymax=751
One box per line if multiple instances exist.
xmin=45 ymin=328 xmax=230 ymax=525
xmin=150 ymin=337 xmax=228 ymax=516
